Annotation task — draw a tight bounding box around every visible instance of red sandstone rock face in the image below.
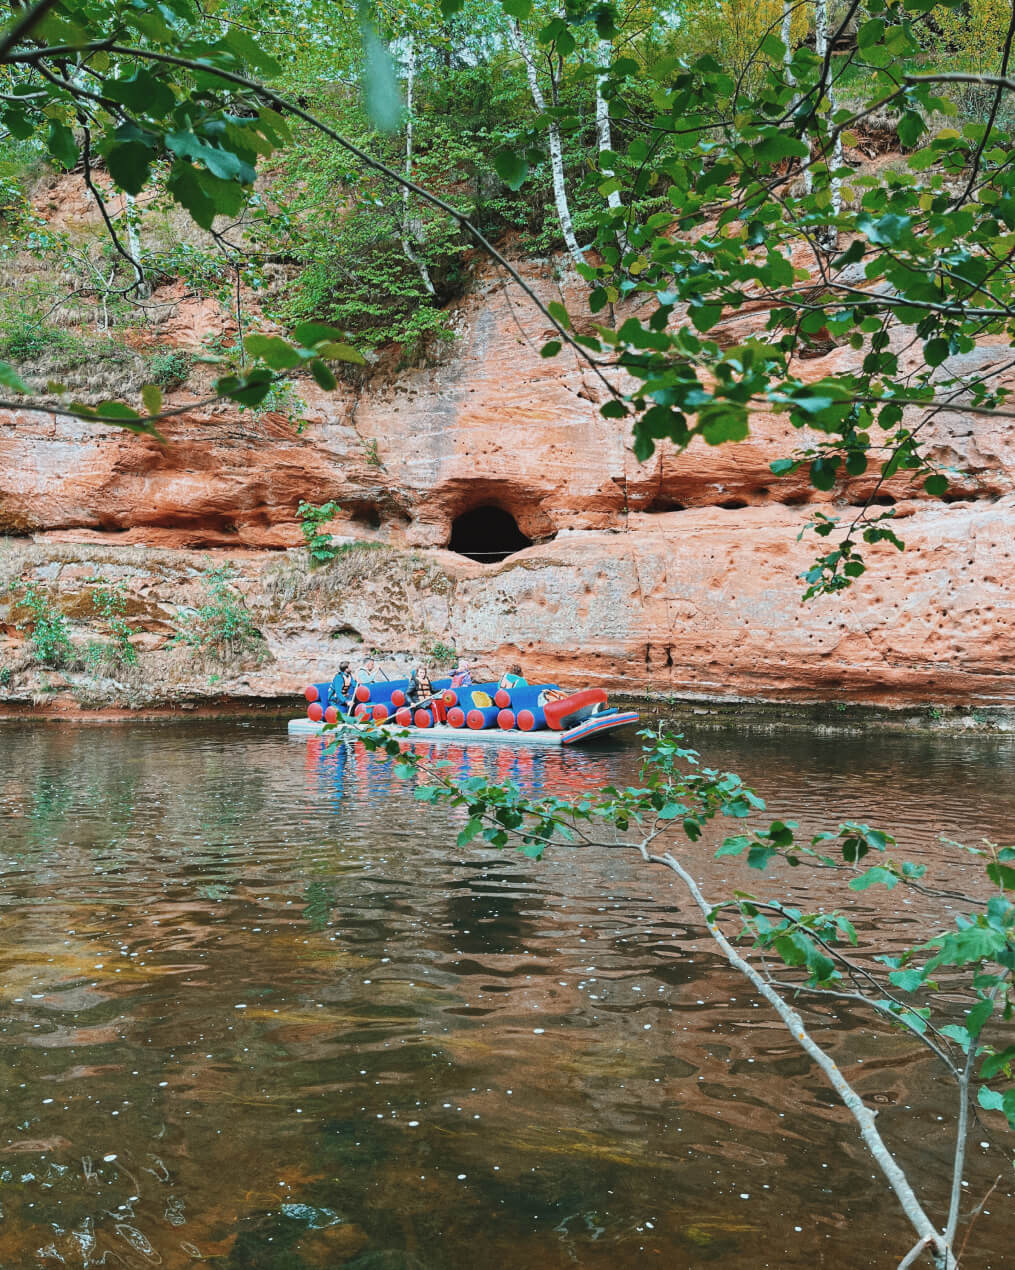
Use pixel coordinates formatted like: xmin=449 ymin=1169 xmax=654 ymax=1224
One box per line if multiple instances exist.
xmin=3 ymin=494 xmax=1013 ymax=709
xmin=2 ymin=187 xmax=1014 ymax=705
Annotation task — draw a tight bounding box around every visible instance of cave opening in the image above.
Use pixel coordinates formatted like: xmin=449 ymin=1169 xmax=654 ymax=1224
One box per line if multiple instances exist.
xmin=448 ymin=505 xmax=533 ymax=563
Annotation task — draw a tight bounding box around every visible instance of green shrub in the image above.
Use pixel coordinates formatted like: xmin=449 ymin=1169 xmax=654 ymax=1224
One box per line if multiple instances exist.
xmin=171 ymin=564 xmax=263 ymax=659
xmin=14 ymin=583 xmax=73 ymax=667
xmin=146 ymin=348 xmax=192 ymax=391
xmin=0 ymin=665 xmax=11 ymax=688
xmin=298 ymin=500 xmax=340 ymax=565
xmin=0 ymin=310 xmax=58 ymax=360
xmin=89 ymin=578 xmax=138 ymax=666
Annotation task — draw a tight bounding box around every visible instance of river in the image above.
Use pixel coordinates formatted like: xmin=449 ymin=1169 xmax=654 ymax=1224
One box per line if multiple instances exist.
xmin=0 ymin=716 xmax=1012 ymax=1269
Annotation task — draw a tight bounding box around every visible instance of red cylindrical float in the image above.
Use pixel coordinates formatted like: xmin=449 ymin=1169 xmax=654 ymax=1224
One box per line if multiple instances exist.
xmin=308 ymin=702 xmax=324 ymax=722
xmin=494 ymin=688 xmax=510 ymax=708
xmin=395 ymin=706 xmax=413 ymax=726
xmin=414 ymin=709 xmax=433 ymax=728
xmin=354 ymin=684 xmax=370 ymax=703
xmin=467 ymin=709 xmax=485 ymax=729
xmin=447 ymin=707 xmax=466 ymax=728
xmin=372 ymin=704 xmax=389 ymax=722
xmin=391 ymin=689 xmax=406 ymax=707
xmin=517 ymin=709 xmax=536 ymax=731
xmin=497 ymin=709 xmax=515 ymax=729
xmin=324 ymin=705 xmax=339 ymax=724
xmin=442 ymin=689 xmax=458 ymax=707
xmin=354 ymin=703 xmax=370 ymax=719
xmin=304 ymin=684 xmax=319 ymax=703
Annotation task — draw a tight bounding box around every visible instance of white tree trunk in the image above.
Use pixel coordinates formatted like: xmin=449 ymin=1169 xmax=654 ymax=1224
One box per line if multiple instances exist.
xmin=812 ymin=0 xmax=842 ymax=238
xmin=401 ymin=36 xmax=435 ymax=296
xmin=511 ymin=20 xmax=586 ymax=268
xmin=781 ymin=0 xmax=794 ymax=85
xmin=123 ymin=193 xmax=149 ymax=298
xmin=595 ymin=38 xmax=628 ymax=255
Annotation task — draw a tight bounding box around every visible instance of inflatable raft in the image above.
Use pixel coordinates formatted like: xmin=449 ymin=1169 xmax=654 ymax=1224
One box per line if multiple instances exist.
xmin=288 ymin=677 xmax=639 ymax=747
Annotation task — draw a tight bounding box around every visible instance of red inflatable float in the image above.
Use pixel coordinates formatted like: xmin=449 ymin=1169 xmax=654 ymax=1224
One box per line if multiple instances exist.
xmin=447 ymin=707 xmax=466 ymax=728
xmin=307 ymin=702 xmax=324 ymax=722
xmin=304 ymin=684 xmax=319 ymax=703
xmin=542 ymin=689 xmax=608 ymax=731
xmin=497 ymin=709 xmax=515 ymax=729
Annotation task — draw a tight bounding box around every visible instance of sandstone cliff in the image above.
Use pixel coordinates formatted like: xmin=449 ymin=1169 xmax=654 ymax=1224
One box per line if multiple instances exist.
xmin=1 ymin=187 xmax=1013 ymax=712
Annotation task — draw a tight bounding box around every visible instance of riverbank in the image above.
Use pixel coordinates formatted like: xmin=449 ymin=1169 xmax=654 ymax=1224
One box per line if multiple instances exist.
xmin=3 ymin=692 xmax=1014 ymax=736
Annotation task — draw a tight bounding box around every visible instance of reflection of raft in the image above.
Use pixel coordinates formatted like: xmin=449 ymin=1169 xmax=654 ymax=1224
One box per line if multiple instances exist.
xmin=290 ymin=679 xmax=639 ymax=747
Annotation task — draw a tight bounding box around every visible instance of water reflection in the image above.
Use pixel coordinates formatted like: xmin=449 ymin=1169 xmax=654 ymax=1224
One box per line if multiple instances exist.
xmin=0 ymin=718 xmax=1012 ymax=1268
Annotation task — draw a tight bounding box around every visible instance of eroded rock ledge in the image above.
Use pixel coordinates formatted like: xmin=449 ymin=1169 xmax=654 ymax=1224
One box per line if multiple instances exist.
xmin=3 ymin=491 xmax=1013 ymax=712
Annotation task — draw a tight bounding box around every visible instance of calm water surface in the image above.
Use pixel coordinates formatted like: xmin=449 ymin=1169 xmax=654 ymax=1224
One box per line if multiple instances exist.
xmin=0 ymin=717 xmax=1013 ymax=1269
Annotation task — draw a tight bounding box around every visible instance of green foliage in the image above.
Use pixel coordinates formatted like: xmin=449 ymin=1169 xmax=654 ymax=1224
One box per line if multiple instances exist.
xmin=241 ymin=377 xmax=308 ymax=430
xmin=419 ymin=635 xmax=454 ymax=665
xmin=170 ymin=564 xmax=263 ymax=659
xmin=145 ymin=348 xmax=193 ymax=392
xmin=0 ymin=665 xmax=12 ymax=688
xmin=297 ymin=500 xmax=341 ymax=565
xmin=13 ymin=583 xmax=72 ymax=667
xmin=88 ymin=578 xmax=138 ymax=666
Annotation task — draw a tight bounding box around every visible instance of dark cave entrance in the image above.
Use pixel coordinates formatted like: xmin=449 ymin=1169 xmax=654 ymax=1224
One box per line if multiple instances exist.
xmin=448 ymin=505 xmax=533 ymax=563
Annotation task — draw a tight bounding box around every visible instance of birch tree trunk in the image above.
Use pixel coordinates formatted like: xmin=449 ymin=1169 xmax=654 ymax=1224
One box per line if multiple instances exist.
xmin=401 ymin=36 xmax=435 ymax=296
xmin=781 ymin=0 xmax=794 ymax=88
xmin=124 ymin=193 xmax=149 ymax=298
xmin=511 ymin=19 xmax=586 ymax=268
xmin=812 ymin=0 xmax=843 ymax=242
xmin=595 ymin=38 xmax=628 ymax=255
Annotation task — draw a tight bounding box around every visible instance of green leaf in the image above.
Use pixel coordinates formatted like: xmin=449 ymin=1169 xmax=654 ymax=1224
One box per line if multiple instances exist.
xmin=141 ymin=384 xmax=163 ymax=417
xmin=105 ymin=69 xmax=175 ymax=117
xmin=689 ymin=303 xmax=722 ymax=332
xmin=940 ymin=1023 xmax=971 ymax=1051
xmin=699 ymin=407 xmax=749 ymax=445
xmin=47 ymin=122 xmax=77 ymax=171
xmin=292 ymin=322 xmax=348 ymax=346
xmin=316 ymin=341 xmax=366 ymax=365
xmin=888 ymin=967 xmax=924 ymax=992
xmin=980 ymin=1046 xmax=1015 ymax=1079
xmin=967 ymin=997 xmax=994 ymax=1039
xmin=309 ymin=359 xmax=337 ymax=391
xmin=809 ymin=456 xmax=839 ymax=490
xmin=986 ymin=861 xmax=1015 ymax=890
xmin=977 ymin=1086 xmax=1005 ymax=1111
xmin=494 ymin=147 xmax=528 ymax=190
xmin=716 ymin=835 xmax=751 ymax=857
xmin=540 ymin=340 xmax=562 ymax=359
xmin=105 ymin=140 xmax=156 ymax=195
xmin=547 ymin=301 xmax=570 ymax=329
xmin=166 ymin=130 xmax=255 ymax=183
xmin=457 ymin=817 xmax=483 ymax=847
xmin=0 ymin=361 xmax=30 ymax=394
xmin=245 ymin=334 xmax=303 ymax=370
xmin=924 ymin=474 xmax=948 ymax=497
xmin=848 ymin=866 xmax=898 ymax=891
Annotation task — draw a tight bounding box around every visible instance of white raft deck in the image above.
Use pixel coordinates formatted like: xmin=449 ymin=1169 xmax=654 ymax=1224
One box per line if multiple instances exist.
xmin=287 ymin=711 xmax=640 ymax=747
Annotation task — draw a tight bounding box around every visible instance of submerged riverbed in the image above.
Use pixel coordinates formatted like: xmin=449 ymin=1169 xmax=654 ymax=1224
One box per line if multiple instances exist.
xmin=0 ymin=717 xmax=1012 ymax=1269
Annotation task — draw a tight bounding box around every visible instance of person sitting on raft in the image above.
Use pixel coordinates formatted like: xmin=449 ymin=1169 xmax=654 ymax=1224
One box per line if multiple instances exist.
xmin=406 ymin=663 xmax=434 ymax=705
xmin=328 ymin=662 xmax=355 ymax=712
xmin=498 ymin=664 xmax=524 ymax=690
xmin=356 ymin=655 xmax=389 ymax=682
xmin=451 ymin=660 xmax=472 ymax=687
